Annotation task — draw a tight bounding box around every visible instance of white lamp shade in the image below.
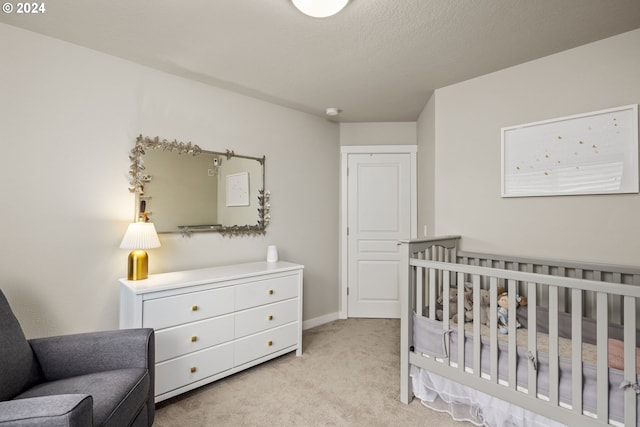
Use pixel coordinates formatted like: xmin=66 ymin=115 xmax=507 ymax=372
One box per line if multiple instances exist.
xmin=292 ymin=0 xmax=349 ymax=18
xmin=120 ymin=222 xmax=161 ymax=249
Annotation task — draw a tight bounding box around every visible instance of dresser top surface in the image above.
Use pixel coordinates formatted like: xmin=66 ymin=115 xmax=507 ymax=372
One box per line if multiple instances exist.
xmin=120 ymin=261 xmax=303 ymax=294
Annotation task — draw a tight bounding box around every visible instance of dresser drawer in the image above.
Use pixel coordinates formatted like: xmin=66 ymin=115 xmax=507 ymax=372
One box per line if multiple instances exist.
xmin=235 ymin=274 xmax=299 ymax=311
xmin=155 ymin=314 xmax=234 ymax=363
xmin=235 ymin=298 xmax=298 ymax=339
xmin=143 ymin=286 xmax=234 ymax=330
xmin=234 ymin=322 xmax=298 ymax=366
xmin=155 ymin=342 xmax=234 ymax=396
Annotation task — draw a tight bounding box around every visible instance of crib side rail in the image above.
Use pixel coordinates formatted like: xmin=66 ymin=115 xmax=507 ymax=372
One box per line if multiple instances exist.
xmin=458 ymin=250 xmax=640 ymax=279
xmin=419 ymin=259 xmax=640 ymax=297
xmin=409 ymin=258 xmax=639 ymax=427
xmin=458 ymin=250 xmax=640 ymax=323
xmin=417 ymin=249 xmax=640 ymax=327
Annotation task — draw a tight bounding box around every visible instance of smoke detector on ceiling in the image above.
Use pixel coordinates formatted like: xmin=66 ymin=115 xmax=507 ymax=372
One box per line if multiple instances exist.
xmin=325 ymin=107 xmax=341 ymax=116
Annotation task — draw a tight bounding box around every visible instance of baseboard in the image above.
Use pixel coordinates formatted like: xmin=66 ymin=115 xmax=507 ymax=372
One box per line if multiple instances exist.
xmin=302 ymin=311 xmax=340 ymax=330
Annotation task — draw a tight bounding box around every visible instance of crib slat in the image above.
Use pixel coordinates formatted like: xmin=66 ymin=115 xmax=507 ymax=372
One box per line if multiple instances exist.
xmin=612 ymin=272 xmax=622 ymax=323
xmin=540 ymin=265 xmax=549 ymax=309
xmin=635 ymin=274 xmax=640 ymax=336
xmin=443 ymin=271 xmax=450 ymax=329
xmin=457 ymin=272 xmax=465 ymax=370
xmin=458 ymin=272 xmax=466 ymax=326
xmin=571 ymin=288 xmax=583 ymax=415
xmin=490 ymin=277 xmax=499 ymax=384
xmin=566 ymin=268 xmax=582 ymax=313
xmin=548 ymin=285 xmax=559 ymax=405
xmin=417 ymin=266 xmax=423 ymax=314
xmin=456 ymin=273 xmax=464 ymax=369
xmin=436 ymin=248 xmax=443 ymax=295
xmin=588 ymin=270 xmax=601 ymax=320
xmin=424 ymin=268 xmax=431 ymax=319
xmin=596 ymin=292 xmax=608 ymax=422
xmin=442 ymin=271 xmax=452 ymax=365
xmin=624 ymin=295 xmax=637 ymax=427
xmin=507 ymin=279 xmax=517 ymax=390
xmin=527 ymin=281 xmax=537 ymax=398
xmin=472 ymin=275 xmax=481 ymax=377
xmin=498 ymin=260 xmax=506 ymax=290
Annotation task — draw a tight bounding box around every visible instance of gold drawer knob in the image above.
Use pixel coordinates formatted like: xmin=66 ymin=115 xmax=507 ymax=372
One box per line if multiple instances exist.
xmin=191 ymin=305 xmax=198 ymax=311
xmin=190 ymin=366 xmax=197 ymax=373
xmin=191 ymin=336 xmax=198 ymax=342
xmin=267 ymin=315 xmax=273 ymax=321
xmin=268 ymin=289 xmax=274 ymax=295
xmin=267 ymin=340 xmax=273 ymax=346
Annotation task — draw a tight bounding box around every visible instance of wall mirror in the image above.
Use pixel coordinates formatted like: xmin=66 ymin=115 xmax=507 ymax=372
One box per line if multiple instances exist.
xmin=128 ymin=135 xmax=270 ymax=236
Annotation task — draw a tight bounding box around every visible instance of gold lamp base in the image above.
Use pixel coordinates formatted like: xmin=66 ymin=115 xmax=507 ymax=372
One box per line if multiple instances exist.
xmin=127 ymin=249 xmax=149 ymax=280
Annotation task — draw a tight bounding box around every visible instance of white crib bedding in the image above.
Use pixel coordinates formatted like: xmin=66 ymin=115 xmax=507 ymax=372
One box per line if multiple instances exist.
xmin=410 ymin=365 xmax=566 ymax=427
xmin=412 ymin=313 xmax=640 ymax=426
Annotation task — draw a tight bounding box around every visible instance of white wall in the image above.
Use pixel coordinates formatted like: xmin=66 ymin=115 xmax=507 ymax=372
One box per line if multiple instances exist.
xmin=340 ymin=122 xmax=416 ymax=146
xmin=419 ymin=29 xmax=640 ymax=265
xmin=416 ymin=95 xmax=436 ymax=237
xmin=0 ymin=24 xmax=340 ymax=338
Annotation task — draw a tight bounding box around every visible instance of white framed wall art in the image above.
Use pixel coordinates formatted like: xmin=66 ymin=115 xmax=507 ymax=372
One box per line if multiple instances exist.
xmin=501 ymin=104 xmax=638 ymax=197
xmin=226 ymin=172 xmax=250 ymax=206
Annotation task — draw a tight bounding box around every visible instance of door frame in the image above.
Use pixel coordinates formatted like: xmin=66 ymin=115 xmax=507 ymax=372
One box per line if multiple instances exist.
xmin=339 ymin=145 xmax=417 ymax=318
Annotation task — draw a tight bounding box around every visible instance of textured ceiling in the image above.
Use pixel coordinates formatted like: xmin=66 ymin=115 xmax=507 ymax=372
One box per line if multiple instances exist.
xmin=2 ymin=0 xmax=640 ymax=122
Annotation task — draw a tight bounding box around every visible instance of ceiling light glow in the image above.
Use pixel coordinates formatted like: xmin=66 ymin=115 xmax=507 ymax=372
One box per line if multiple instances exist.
xmin=292 ymin=0 xmax=349 ymax=18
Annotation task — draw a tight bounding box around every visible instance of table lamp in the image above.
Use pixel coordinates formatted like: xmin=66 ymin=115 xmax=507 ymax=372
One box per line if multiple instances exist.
xmin=120 ymin=221 xmax=161 ymax=280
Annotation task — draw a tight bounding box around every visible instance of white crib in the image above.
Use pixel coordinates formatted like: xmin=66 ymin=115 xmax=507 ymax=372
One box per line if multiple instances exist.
xmin=400 ymin=236 xmax=640 ymax=426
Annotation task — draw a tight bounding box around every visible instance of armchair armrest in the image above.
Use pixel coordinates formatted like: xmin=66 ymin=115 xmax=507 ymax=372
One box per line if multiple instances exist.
xmin=29 ymin=328 xmax=154 ymax=382
xmin=0 ymin=394 xmax=92 ymax=427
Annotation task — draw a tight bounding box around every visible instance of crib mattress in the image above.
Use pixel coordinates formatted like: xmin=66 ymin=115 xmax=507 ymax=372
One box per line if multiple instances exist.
xmin=412 ymin=313 xmax=640 ymax=426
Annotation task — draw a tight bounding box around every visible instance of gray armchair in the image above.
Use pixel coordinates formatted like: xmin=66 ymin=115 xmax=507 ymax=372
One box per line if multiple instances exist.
xmin=0 ymin=290 xmax=154 ymax=426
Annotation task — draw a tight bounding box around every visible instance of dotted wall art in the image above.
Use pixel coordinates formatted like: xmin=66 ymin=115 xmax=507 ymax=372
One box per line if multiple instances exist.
xmin=501 ymin=104 xmax=638 ymax=197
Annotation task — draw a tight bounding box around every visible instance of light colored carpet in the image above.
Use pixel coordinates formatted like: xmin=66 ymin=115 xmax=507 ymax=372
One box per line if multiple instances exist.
xmin=154 ymin=318 xmax=469 ymax=426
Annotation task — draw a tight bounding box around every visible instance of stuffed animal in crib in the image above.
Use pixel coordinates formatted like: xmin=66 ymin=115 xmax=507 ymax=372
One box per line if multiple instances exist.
xmin=478 ymin=289 xmax=492 ymax=326
xmin=436 ymin=288 xmax=473 ymax=323
xmin=435 ymin=289 xmax=457 ymax=321
xmin=497 ymin=292 xmax=525 ymax=334
xmin=450 ymin=288 xmax=473 ymax=324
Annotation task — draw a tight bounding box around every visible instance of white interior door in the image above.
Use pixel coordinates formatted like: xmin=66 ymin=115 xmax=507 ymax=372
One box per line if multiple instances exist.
xmin=346 ymin=152 xmax=412 ymax=318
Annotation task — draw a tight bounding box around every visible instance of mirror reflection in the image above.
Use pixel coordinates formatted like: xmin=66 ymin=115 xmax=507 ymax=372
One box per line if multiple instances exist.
xmin=128 ymin=136 xmax=269 ymax=236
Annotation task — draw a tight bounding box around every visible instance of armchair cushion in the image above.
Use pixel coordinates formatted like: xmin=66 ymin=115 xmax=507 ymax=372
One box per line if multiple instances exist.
xmin=0 ymin=394 xmax=93 ymax=427
xmin=15 ymin=369 xmax=149 ymax=427
xmin=27 ymin=329 xmax=155 ymax=425
xmin=0 ymin=292 xmax=42 ymax=401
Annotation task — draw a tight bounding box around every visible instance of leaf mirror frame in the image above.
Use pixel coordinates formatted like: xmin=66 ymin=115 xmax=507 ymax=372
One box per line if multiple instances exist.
xmin=127 ymin=135 xmax=270 ymax=237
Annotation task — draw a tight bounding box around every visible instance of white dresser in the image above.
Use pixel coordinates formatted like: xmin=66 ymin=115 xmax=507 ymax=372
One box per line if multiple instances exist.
xmin=119 ymin=261 xmax=303 ymax=402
